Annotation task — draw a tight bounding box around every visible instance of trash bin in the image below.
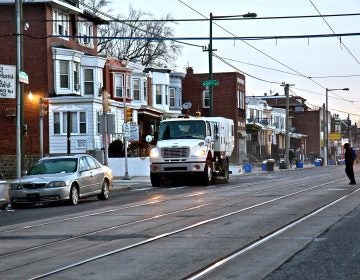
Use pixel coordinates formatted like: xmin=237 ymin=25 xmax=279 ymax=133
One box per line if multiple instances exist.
xmin=279 ymin=159 xmax=287 ymax=169
xmin=243 ymin=163 xmax=252 ymax=173
xmin=296 ymin=161 xmax=303 ymax=168
xmin=266 ymin=159 xmax=275 ymax=171
xmin=314 ymin=160 xmax=321 ymax=166
xmin=261 ymin=161 xmax=267 ymax=171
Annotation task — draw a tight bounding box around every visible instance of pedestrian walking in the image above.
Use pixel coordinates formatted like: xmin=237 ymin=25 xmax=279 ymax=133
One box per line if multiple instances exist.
xmin=344 ymin=143 xmax=356 ymax=185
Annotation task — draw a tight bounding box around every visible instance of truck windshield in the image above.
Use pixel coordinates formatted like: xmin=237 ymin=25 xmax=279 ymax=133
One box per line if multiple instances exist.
xmin=159 ymin=120 xmax=206 ymax=140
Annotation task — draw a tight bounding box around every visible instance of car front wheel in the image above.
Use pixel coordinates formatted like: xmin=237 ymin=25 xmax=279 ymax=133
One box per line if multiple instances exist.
xmin=98 ymin=180 xmax=110 ymax=200
xmin=69 ymin=185 xmax=79 ymax=205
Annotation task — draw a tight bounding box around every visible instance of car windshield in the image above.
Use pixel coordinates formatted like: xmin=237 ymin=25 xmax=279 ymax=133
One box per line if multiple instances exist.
xmin=27 ymin=158 xmax=78 ymax=175
xmin=159 ymin=120 xmax=206 ymax=140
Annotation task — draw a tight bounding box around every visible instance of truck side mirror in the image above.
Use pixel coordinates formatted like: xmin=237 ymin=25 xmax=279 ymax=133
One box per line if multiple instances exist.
xmin=205 ymin=136 xmax=212 ymax=143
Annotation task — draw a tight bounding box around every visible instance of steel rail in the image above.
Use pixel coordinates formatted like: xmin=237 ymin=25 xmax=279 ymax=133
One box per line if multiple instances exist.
xmin=28 ymin=178 xmax=345 ymax=280
xmin=184 ymin=187 xmax=360 ymax=280
xmin=0 ymin=177 xmax=298 ymax=258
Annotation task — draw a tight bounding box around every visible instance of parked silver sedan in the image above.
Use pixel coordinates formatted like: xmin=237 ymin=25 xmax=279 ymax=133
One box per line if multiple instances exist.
xmin=9 ymin=154 xmax=113 ymax=206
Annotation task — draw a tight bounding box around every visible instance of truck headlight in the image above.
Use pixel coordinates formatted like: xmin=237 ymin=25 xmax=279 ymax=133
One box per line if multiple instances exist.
xmin=193 ymin=147 xmax=207 ymax=157
xmin=150 ymin=148 xmax=160 ymax=158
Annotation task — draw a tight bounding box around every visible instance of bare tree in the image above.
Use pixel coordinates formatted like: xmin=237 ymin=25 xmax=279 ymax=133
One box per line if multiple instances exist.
xmin=97 ymin=6 xmax=182 ymax=67
xmin=81 ymin=0 xmax=112 ymax=13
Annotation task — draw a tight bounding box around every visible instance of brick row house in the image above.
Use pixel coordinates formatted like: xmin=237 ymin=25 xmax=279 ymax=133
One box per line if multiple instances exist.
xmin=1 ymin=1 xmax=357 ymax=179
xmin=0 ymin=0 xmax=109 ymax=177
xmin=182 ymin=67 xmax=247 ymax=164
xmin=0 ymin=0 xmax=187 ymax=178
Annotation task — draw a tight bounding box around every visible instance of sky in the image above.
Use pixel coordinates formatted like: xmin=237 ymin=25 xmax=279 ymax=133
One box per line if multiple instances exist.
xmin=110 ymin=0 xmax=360 ymax=122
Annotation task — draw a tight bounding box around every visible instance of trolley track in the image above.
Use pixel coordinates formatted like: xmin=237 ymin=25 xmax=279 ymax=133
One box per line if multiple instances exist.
xmin=0 ymin=169 xmax=339 ymax=235
xmin=0 ymin=176 xmax=311 ymax=259
xmin=0 ymin=168 xmax=354 ymax=279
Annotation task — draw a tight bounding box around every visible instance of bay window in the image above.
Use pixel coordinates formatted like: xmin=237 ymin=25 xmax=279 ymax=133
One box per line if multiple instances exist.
xmin=53 ymin=111 xmax=87 ymax=135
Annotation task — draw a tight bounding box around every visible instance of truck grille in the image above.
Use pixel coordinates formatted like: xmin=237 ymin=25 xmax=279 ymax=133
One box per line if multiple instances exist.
xmin=162 ymin=147 xmax=189 ymax=158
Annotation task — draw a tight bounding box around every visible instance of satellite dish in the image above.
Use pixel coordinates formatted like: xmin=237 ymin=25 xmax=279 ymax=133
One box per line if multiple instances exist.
xmin=182 ymin=102 xmax=192 ymax=110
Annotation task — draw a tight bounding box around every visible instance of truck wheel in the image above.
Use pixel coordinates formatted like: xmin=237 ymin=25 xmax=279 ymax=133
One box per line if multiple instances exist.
xmin=201 ymin=161 xmax=213 ymax=185
xmin=223 ymin=160 xmax=230 ymax=183
xmin=150 ymin=173 xmax=161 ymax=187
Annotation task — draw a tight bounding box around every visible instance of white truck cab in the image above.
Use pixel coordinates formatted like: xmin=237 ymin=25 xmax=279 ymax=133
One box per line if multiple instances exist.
xmin=147 ymin=116 xmax=234 ymax=187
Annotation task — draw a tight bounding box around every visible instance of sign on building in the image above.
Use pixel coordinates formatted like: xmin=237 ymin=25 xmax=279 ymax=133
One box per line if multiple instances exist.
xmin=0 ymin=64 xmax=16 ymax=99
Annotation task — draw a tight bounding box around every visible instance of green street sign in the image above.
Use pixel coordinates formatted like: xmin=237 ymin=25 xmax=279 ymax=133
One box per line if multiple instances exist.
xmin=202 ymin=79 xmax=219 ymax=87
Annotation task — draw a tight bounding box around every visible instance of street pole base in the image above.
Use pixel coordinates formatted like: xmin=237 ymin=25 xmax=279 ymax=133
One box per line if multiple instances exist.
xmin=123 ymin=172 xmax=131 ymax=180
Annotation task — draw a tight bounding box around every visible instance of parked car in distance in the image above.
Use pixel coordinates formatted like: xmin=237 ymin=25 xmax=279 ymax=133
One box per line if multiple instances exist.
xmin=9 ymin=154 xmax=113 ymax=206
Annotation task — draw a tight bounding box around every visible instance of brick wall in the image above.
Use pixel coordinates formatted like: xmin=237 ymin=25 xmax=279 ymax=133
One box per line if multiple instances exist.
xmin=0 ymin=2 xmax=100 ymax=169
xmin=182 ymin=68 xmax=247 ymax=164
xmin=0 ymin=155 xmax=39 ymax=179
xmin=293 ymin=110 xmax=322 ymax=156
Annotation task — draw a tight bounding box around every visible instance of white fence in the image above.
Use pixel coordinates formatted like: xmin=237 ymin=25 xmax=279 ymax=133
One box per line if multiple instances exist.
xmin=108 ymin=157 xmax=150 ymax=177
xmin=0 ymin=181 xmax=8 ymax=203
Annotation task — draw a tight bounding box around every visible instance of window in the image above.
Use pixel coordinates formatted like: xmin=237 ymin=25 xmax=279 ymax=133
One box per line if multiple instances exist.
xmin=73 ymin=62 xmax=80 ymax=92
xmin=96 ymin=111 xmax=101 ymax=134
xmin=84 ymin=69 xmax=94 ymax=95
xmin=63 ymin=112 xmax=77 ymax=134
xmin=78 ymin=20 xmax=93 ymax=46
xmin=114 ymin=74 xmax=124 ymax=97
xmin=126 ymin=75 xmax=131 ymax=98
xmin=60 ymin=60 xmax=69 ymax=89
xmin=165 ymin=85 xmax=169 ymax=105
xmin=170 ymin=88 xmax=176 ymax=107
xmin=53 ymin=111 xmax=87 ymax=135
xmin=79 ymin=112 xmax=86 ymax=133
xmin=143 ymin=79 xmax=147 ymax=101
xmin=156 ymin=85 xmax=162 ymax=105
xmin=203 ymin=90 xmax=210 ymax=108
xmin=237 ymin=86 xmax=245 ymax=109
xmin=133 ymin=78 xmax=140 ymax=101
xmin=85 ymin=156 xmax=100 ymax=169
xmin=79 ymin=157 xmax=89 ymax=171
xmin=54 ymin=112 xmax=60 ymax=134
xmin=53 ymin=10 xmax=69 ymax=37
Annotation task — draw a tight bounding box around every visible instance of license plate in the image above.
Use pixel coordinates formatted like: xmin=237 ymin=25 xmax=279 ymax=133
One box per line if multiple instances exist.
xmin=27 ymin=193 xmax=40 ymax=200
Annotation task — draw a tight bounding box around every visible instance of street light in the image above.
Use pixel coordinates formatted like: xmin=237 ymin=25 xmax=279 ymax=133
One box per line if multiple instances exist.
xmin=207 ymin=12 xmax=257 ymax=116
xmin=325 ymin=87 xmax=349 ymax=166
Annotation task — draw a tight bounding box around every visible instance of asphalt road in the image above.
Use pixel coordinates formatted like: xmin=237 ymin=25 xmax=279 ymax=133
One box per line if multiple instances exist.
xmin=0 ymin=165 xmax=359 ymax=279
xmin=266 ymin=204 xmax=360 ymax=280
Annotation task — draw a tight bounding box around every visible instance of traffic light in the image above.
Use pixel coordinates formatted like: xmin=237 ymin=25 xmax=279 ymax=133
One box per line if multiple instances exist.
xmin=102 ymin=90 xmax=111 ymax=113
xmin=40 ymin=98 xmax=48 ymax=116
xmin=126 ymin=107 xmax=133 ymax=123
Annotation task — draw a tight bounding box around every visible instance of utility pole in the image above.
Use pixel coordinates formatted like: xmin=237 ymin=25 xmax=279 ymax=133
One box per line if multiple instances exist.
xmin=322 ymin=103 xmax=326 ymax=163
xmin=348 ymin=114 xmax=351 ymax=145
xmin=123 ymin=101 xmax=131 ymax=180
xmin=206 ymin=12 xmax=257 ymax=117
xmin=284 ymin=84 xmax=290 ymax=169
xmin=282 ymin=83 xmax=294 ymax=169
xmin=15 ymin=0 xmax=22 ymax=178
xmin=102 ymin=89 xmax=110 ymax=165
xmin=324 ymin=88 xmax=349 ymax=165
